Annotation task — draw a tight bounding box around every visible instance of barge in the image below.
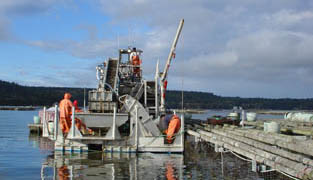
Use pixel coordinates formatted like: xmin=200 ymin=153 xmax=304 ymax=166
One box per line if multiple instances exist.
xmin=41 ymin=19 xmax=185 ymax=153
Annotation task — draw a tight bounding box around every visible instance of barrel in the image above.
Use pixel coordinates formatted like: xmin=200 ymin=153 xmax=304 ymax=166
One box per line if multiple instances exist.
xmin=33 ymin=116 xmax=40 ymax=124
xmin=264 ymin=122 xmax=280 ymax=133
xmin=284 ymin=112 xmax=313 ymax=123
xmin=246 ymin=112 xmax=257 ymax=121
xmin=227 ymin=112 xmax=240 ymax=120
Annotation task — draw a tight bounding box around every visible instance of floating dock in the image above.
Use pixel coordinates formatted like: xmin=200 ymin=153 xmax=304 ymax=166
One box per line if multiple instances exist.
xmin=187 ymin=122 xmax=313 ymax=180
xmin=28 ymin=123 xmax=42 ymax=134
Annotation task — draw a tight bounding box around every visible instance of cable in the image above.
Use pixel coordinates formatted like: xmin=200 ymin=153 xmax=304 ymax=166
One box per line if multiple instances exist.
xmin=277 ymin=170 xmax=300 ymax=180
xmin=260 ymin=169 xmax=276 ymax=173
xmin=228 ymin=150 xmax=253 ymax=162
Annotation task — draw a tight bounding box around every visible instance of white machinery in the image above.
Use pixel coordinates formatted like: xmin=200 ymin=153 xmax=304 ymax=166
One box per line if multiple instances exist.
xmin=42 ymin=19 xmax=185 ymax=153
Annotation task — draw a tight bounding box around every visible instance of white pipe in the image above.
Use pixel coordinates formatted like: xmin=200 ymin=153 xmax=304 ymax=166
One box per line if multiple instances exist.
xmin=70 ymin=166 xmax=73 ymax=180
xmin=155 ymin=61 xmax=159 ymax=117
xmin=54 ymin=104 xmax=58 ymax=140
xmin=71 ymin=106 xmax=75 ymax=138
xmin=113 ymin=105 xmax=117 ymax=140
xmin=241 ymin=110 xmax=245 ymax=127
xmin=130 ymin=115 xmax=133 ymax=135
xmin=40 ymin=165 xmax=44 ymax=179
xmin=160 ymin=84 xmax=165 ymax=112
xmin=181 ymin=114 xmax=184 ymax=147
xmin=42 ymin=106 xmax=47 ymax=137
xmin=144 ymin=80 xmax=147 ymax=107
xmin=135 ymin=105 xmax=138 ymax=151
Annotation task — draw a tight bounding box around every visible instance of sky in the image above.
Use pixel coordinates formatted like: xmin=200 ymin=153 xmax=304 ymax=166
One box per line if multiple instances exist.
xmin=1 ymin=0 xmax=313 ymax=98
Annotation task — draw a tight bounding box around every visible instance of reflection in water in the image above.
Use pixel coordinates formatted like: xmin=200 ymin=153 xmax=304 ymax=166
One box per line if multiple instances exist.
xmin=30 ymin=134 xmax=289 ymax=179
xmin=165 ymin=162 xmax=177 ymax=180
xmin=41 ymin=152 xmax=183 ymax=180
xmin=58 ymin=165 xmax=70 ymax=180
xmin=29 ymin=133 xmax=54 ymax=150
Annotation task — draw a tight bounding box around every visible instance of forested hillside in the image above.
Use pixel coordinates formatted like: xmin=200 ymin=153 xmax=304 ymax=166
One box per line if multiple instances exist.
xmin=1 ymin=80 xmax=313 ymax=110
xmin=0 ymin=80 xmax=89 ymax=106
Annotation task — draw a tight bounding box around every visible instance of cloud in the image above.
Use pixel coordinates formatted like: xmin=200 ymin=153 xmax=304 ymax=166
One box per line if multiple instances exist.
xmin=26 ymin=38 xmax=117 ymax=59
xmin=0 ymin=17 xmax=12 ymax=41
xmin=265 ymin=10 xmax=313 ymax=26
xmin=0 ymin=0 xmax=71 ymax=42
xmin=4 ymin=0 xmax=313 ymax=97
xmin=0 ymin=0 xmax=68 ymax=15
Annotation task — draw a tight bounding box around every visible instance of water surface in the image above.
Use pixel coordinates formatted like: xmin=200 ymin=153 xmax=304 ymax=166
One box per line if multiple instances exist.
xmin=0 ymin=110 xmax=289 ymax=179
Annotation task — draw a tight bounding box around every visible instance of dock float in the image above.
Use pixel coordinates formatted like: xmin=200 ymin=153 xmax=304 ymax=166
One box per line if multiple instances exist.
xmin=28 ymin=123 xmax=42 ymax=134
xmin=187 ymin=125 xmax=313 ymax=179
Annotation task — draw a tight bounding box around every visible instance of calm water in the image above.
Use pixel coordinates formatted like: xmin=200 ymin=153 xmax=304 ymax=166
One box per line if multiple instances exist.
xmin=0 ymin=110 xmax=287 ymax=180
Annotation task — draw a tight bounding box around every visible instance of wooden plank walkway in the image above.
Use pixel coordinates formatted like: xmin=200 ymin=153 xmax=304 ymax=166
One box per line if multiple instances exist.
xmin=187 ymin=125 xmax=313 ymax=179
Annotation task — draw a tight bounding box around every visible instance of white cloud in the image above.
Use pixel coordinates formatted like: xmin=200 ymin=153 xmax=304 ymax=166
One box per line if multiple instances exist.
xmin=0 ymin=0 xmax=69 ymax=15
xmin=3 ymin=0 xmax=313 ymax=97
xmin=26 ymin=39 xmax=117 ymax=59
xmin=0 ymin=0 xmax=72 ymax=42
xmin=265 ymin=10 xmax=313 ymax=26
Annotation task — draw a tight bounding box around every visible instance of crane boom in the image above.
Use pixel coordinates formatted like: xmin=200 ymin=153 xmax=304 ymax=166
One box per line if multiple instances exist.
xmin=161 ymin=19 xmax=184 ymax=82
xmin=160 ymin=19 xmax=184 ymax=111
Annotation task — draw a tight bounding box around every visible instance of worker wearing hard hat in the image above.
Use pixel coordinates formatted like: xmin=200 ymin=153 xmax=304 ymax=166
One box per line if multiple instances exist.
xmin=130 ymin=47 xmax=141 ymax=77
xmin=159 ymin=114 xmax=181 ymax=144
xmin=59 ymin=94 xmax=93 ymax=135
xmin=59 ymin=93 xmax=73 ymax=134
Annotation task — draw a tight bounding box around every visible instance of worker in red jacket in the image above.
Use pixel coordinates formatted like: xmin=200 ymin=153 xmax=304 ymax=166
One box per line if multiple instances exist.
xmin=159 ymin=114 xmax=181 ymax=143
xmin=73 ymin=100 xmax=82 ymax=112
xmin=72 ymin=100 xmax=93 ymax=135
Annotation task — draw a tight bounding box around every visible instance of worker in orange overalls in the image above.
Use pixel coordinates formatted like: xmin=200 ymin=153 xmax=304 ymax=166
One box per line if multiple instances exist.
xmin=130 ymin=47 xmax=141 ymax=77
xmin=59 ymin=93 xmax=73 ymax=134
xmin=159 ymin=114 xmax=181 ymax=144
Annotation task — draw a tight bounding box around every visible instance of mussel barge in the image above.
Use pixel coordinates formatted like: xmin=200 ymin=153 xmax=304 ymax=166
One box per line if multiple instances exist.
xmin=38 ymin=19 xmax=185 ymax=153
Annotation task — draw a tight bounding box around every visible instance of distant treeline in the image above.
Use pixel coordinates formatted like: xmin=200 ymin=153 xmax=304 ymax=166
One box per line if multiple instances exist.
xmin=0 ymin=80 xmax=90 ymax=106
xmin=1 ymin=80 xmax=313 ymax=110
xmin=166 ymin=91 xmax=313 ymax=110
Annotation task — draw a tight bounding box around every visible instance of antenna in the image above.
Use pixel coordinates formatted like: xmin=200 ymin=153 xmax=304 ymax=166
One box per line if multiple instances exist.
xmin=117 ymin=32 xmax=120 ymax=50
xmin=132 ymin=24 xmax=136 ymax=46
xmin=182 ymin=77 xmax=184 ymax=111
xmin=128 ymin=27 xmax=131 ymax=46
xmin=84 ymin=87 xmax=86 ymax=112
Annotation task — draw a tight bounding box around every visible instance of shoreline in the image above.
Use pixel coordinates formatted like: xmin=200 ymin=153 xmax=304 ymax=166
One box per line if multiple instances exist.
xmin=0 ymin=106 xmax=38 ymax=111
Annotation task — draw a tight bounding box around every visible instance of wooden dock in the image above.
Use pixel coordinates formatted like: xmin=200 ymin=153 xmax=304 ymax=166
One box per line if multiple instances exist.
xmin=187 ymin=123 xmax=313 ymax=180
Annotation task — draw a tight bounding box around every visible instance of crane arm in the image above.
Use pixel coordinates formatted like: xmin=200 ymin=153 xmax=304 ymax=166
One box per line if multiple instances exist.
xmin=160 ymin=19 xmax=184 ymax=82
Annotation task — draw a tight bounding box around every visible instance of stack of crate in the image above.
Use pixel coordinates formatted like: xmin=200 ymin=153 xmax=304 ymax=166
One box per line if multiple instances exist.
xmin=88 ymin=90 xmax=116 ymax=113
